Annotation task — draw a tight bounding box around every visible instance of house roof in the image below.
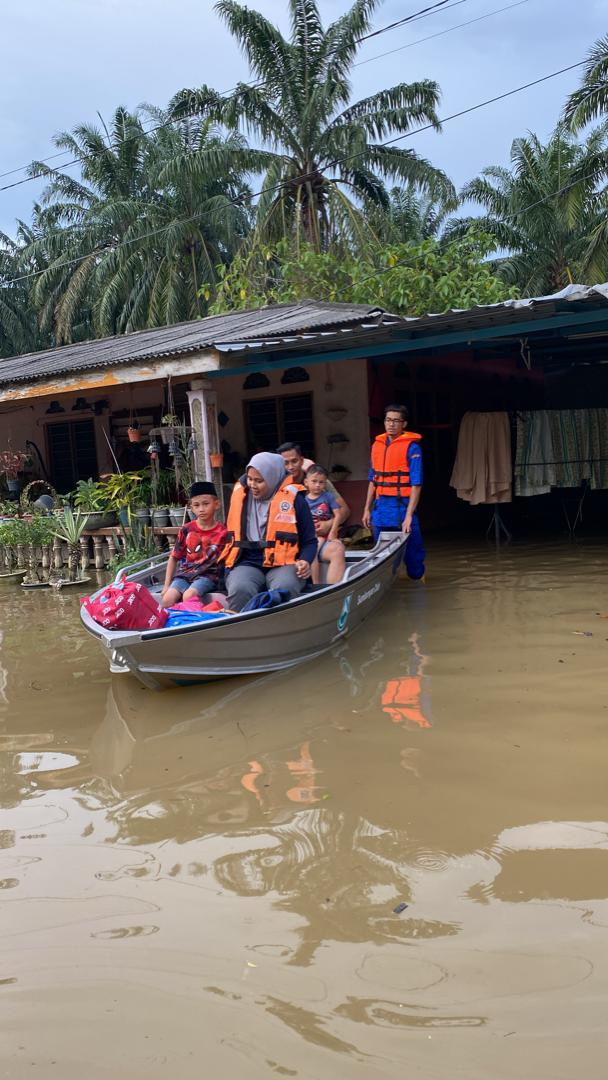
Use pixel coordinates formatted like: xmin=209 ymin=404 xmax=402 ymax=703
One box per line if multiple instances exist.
xmin=0 ymin=300 xmax=394 ymax=388
xmin=2 ymin=284 xmax=608 ymax=391
xmin=213 ymin=284 xmax=608 ymax=360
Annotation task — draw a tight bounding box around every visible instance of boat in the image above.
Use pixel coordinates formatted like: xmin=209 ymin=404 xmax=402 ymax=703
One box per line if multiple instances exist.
xmin=80 ymin=531 xmax=406 ymax=690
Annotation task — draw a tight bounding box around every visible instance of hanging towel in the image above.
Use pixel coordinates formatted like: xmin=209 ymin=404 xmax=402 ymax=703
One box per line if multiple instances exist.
xmin=450 ymin=412 xmax=512 ymax=504
xmin=548 ymin=410 xmax=585 ymax=488
xmin=588 ymin=408 xmax=608 ymax=489
xmin=515 ymin=411 xmax=555 ymax=496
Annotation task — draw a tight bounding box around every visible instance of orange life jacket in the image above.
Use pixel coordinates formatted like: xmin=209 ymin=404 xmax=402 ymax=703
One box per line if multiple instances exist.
xmin=222 ymin=479 xmax=304 ymax=569
xmin=371 ymin=431 xmax=422 ymax=499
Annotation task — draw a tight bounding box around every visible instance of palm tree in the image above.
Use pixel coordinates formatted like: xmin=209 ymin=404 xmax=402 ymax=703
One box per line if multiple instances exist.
xmin=0 ymin=233 xmax=39 ymax=357
xmin=171 ymin=0 xmax=452 ymax=251
xmin=22 ymin=107 xmax=255 ymax=342
xmin=564 ymin=34 xmax=608 ymax=130
xmin=369 ymin=183 xmax=455 ymax=245
xmin=451 ymin=125 xmax=608 ymax=295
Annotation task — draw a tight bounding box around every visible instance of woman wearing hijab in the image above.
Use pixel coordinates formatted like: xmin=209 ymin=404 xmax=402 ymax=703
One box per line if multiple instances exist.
xmin=222 ymin=452 xmax=317 ymax=611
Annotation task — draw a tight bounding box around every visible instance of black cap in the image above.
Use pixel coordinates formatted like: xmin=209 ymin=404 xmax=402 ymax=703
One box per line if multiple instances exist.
xmin=190 ymin=481 xmax=217 ymax=498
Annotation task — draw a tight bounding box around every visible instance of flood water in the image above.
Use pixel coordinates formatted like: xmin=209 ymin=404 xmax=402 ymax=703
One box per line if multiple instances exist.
xmin=1 ymin=540 xmax=607 ymax=1079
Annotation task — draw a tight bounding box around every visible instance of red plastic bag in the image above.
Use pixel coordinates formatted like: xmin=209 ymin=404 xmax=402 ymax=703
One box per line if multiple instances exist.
xmin=82 ymin=580 xmax=168 ymax=631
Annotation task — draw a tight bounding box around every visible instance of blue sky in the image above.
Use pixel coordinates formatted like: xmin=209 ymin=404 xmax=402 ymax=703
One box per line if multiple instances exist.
xmin=1 ymin=0 xmax=606 ymax=236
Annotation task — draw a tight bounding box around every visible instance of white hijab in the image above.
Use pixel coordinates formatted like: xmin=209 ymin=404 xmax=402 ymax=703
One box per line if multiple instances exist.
xmin=245 ymin=452 xmax=288 ymax=542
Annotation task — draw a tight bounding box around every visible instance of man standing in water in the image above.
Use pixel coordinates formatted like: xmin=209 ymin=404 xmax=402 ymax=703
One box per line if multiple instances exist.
xmin=362 ymin=404 xmax=425 ymax=580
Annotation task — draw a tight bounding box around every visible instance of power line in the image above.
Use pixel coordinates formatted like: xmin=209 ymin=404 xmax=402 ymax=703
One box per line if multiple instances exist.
xmin=357 ymin=0 xmax=471 ymax=41
xmin=1 ymin=57 xmax=588 ymax=290
xmin=0 ymin=0 xmax=531 ymax=206
xmin=0 ymin=0 xmax=475 ymax=188
xmin=357 ymin=0 xmax=532 ymax=68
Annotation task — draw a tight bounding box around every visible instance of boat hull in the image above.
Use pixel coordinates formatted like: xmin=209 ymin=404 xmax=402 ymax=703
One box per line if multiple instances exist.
xmin=81 ymin=533 xmax=406 ymax=689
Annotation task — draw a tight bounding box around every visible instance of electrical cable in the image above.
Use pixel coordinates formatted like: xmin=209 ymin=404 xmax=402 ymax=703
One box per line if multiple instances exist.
xmin=356 ymin=0 xmax=531 ymax=68
xmin=0 ymin=56 xmax=588 ymax=290
xmin=0 ymin=0 xmax=475 ymax=185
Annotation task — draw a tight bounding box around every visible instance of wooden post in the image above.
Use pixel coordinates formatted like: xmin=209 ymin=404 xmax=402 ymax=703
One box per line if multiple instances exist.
xmin=187 ymin=379 xmax=224 ymax=515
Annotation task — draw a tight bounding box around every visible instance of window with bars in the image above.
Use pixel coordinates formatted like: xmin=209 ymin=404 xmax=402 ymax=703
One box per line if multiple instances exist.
xmin=46 ymin=420 xmax=99 ymax=493
xmin=244 ymin=393 xmax=315 ymax=458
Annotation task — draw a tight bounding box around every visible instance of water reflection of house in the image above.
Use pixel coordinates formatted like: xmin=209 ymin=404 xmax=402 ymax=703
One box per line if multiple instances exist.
xmin=2 ymin=285 xmax=608 ymax=528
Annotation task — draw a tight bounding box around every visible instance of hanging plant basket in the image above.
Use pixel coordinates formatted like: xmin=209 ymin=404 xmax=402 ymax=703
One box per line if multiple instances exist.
xmin=160 ymin=426 xmax=178 ymax=446
xmin=127 ymin=426 xmax=141 ymax=443
xmin=209 ymin=452 xmax=224 ymax=469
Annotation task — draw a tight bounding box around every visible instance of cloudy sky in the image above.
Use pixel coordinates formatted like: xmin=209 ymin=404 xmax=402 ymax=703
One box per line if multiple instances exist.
xmin=1 ymin=0 xmax=606 ymax=236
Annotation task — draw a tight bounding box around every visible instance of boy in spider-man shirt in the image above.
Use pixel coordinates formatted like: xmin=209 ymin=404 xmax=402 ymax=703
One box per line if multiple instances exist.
xmin=160 ymin=482 xmax=227 ymax=608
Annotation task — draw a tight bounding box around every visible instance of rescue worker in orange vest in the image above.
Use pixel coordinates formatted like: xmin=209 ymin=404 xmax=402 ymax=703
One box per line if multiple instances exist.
xmin=362 ymin=403 xmax=425 ymax=580
xmin=222 ymin=452 xmax=317 ymax=611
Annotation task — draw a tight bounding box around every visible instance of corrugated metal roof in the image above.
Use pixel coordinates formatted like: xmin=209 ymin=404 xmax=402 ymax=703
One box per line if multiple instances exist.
xmin=0 ymin=300 xmax=390 ymax=387
xmin=2 ymin=284 xmax=608 ymax=390
xmin=394 ymin=283 xmax=608 ymax=332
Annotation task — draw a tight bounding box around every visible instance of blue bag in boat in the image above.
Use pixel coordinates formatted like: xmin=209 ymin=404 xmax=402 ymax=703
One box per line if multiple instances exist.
xmin=241 ymin=588 xmax=291 ymax=612
xmin=165 ymin=609 xmax=227 ymax=628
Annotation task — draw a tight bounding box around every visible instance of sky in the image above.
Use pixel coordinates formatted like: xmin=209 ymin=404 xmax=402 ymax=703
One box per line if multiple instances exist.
xmin=1 ymin=0 xmax=606 ymax=237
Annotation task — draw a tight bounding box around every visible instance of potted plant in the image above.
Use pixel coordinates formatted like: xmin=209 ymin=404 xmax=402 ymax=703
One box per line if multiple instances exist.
xmin=98 ymin=471 xmax=146 ymax=527
xmin=127 ymin=420 xmax=141 ymax=443
xmin=151 ymin=506 xmax=170 ymax=528
xmin=71 ymin=478 xmax=117 ymax=530
xmin=160 ymin=413 xmax=180 ymax=445
xmin=169 ymin=505 xmax=187 ymax=528
xmin=0 ymin=518 xmax=27 ymax=579
xmin=0 ymin=499 xmax=18 ymax=520
xmin=21 ymin=515 xmax=55 ymax=586
xmin=209 ymin=452 xmax=223 ymax=469
xmin=0 ymin=449 xmax=30 ymax=494
xmin=48 ymin=507 xmax=90 ymax=584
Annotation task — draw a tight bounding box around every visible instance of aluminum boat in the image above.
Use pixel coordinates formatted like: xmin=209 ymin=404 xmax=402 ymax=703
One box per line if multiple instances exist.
xmin=80 ymin=531 xmax=406 ymax=690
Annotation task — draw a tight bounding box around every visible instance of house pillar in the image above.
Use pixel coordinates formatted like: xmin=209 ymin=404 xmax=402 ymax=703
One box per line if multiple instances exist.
xmin=186 ymin=379 xmax=224 ymax=514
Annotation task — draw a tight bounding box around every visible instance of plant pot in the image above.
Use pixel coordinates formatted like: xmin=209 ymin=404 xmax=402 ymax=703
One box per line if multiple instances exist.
xmin=81 ymin=511 xmax=117 ymax=530
xmin=209 ymin=452 xmax=223 ymax=469
xmin=127 ymin=427 xmax=141 ymax=443
xmin=160 ymin=426 xmax=177 ymax=445
xmin=151 ymin=508 xmax=170 ymax=528
xmin=7 ymin=479 xmax=20 ymax=494
xmin=169 ymin=507 xmax=187 ymax=528
xmin=118 ymin=507 xmax=131 ymax=528
xmin=133 ymin=508 xmax=151 ymax=527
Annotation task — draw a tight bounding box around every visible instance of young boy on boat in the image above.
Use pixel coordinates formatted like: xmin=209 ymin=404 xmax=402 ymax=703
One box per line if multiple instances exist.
xmin=304 ymin=464 xmax=346 ymax=586
xmin=160 ymin=481 xmax=227 ymax=608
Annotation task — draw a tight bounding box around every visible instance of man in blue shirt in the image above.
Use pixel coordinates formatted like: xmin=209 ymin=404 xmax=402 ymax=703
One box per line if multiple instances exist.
xmin=363 ymin=403 xmax=425 ymax=580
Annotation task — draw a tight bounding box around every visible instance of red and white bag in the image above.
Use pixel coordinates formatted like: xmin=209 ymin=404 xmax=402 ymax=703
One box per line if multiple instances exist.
xmin=82 ymin=580 xmax=168 ymax=631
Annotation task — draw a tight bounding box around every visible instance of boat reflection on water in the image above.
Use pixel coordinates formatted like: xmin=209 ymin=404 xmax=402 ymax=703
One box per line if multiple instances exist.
xmin=88 ymin=619 xmax=440 ymax=961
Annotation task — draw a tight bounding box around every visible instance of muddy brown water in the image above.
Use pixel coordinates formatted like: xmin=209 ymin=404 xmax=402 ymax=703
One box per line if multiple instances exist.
xmin=0 ymin=540 xmax=607 ymax=1079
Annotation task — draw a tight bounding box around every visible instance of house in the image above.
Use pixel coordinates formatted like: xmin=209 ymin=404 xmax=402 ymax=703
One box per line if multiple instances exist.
xmin=1 ymin=286 xmax=608 ymax=532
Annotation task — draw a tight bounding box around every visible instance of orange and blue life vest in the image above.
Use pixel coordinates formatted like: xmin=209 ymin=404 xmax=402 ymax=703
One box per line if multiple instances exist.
xmin=222 ymin=478 xmax=305 ymax=569
xmin=370 ymin=431 xmax=422 ymax=499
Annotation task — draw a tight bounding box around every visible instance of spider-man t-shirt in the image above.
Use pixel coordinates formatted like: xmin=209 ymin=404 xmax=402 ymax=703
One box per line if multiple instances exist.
xmin=171 ymin=520 xmax=227 ymax=584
